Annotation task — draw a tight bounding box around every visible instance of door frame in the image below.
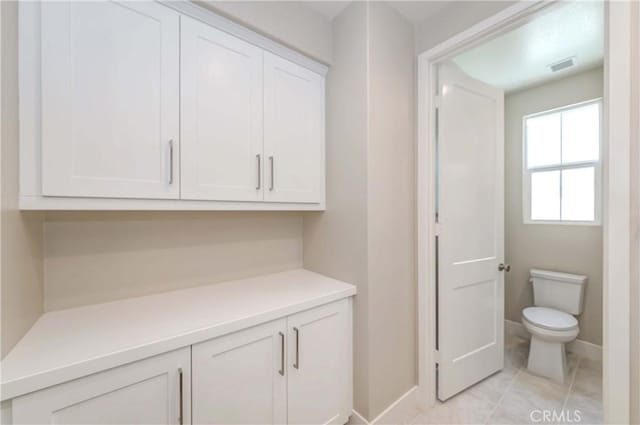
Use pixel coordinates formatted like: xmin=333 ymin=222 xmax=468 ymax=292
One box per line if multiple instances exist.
xmin=416 ymin=1 xmax=634 ymax=423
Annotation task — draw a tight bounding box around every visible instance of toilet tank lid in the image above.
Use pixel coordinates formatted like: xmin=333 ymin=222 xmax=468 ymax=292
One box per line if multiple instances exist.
xmin=530 ymin=269 xmax=587 ymax=285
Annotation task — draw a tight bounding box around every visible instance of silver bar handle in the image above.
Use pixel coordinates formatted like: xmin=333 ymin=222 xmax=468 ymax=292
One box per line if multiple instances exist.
xmin=178 ymin=367 xmax=183 ymax=425
xmin=278 ymin=332 xmax=285 ymax=376
xmin=168 ymin=139 xmax=174 ymax=185
xmin=293 ymin=327 xmax=300 ymax=369
xmin=256 ymin=154 xmax=261 ymax=190
xmin=269 ymin=156 xmax=274 ymax=191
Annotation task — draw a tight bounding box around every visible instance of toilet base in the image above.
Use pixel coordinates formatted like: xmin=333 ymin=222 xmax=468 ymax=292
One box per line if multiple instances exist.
xmin=527 ymin=336 xmax=568 ymax=383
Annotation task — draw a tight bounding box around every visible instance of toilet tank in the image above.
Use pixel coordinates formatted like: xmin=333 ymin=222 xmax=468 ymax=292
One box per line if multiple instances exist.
xmin=530 ymin=269 xmax=587 ymax=315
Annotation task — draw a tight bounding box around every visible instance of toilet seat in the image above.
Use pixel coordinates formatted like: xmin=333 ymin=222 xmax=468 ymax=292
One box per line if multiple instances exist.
xmin=522 ymin=307 xmax=578 ymax=331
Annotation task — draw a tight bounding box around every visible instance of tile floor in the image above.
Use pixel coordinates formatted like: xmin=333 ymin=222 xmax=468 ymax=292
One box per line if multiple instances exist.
xmin=412 ymin=336 xmax=603 ymax=425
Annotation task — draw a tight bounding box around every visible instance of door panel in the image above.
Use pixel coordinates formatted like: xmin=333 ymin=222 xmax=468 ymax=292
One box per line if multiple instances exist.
xmin=287 ymin=300 xmax=351 ymax=425
xmin=12 ymin=348 xmax=190 ymax=425
xmin=181 ymin=16 xmax=264 ymax=201
xmin=40 ymin=1 xmax=180 ymax=199
xmin=192 ymin=319 xmax=287 ymax=424
xmin=437 ymin=64 xmax=505 ymax=400
xmin=264 ymin=52 xmax=324 ymax=204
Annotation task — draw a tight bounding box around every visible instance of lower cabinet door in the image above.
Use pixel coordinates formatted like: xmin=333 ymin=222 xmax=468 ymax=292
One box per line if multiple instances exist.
xmin=12 ymin=348 xmax=191 ymax=425
xmin=287 ymin=299 xmax=353 ymax=425
xmin=192 ymin=319 xmax=287 ymax=424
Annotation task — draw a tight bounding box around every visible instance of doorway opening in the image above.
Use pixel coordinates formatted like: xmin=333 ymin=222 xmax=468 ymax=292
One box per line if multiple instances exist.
xmin=417 ymin=1 xmax=632 ymax=424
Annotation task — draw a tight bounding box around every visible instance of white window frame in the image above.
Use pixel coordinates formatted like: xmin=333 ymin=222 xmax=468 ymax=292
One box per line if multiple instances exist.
xmin=522 ymin=98 xmax=603 ymax=225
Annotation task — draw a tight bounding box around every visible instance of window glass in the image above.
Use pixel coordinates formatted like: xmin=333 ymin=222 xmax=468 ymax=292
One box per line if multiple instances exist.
xmin=561 ymin=103 xmax=600 ymax=164
xmin=561 ymin=167 xmax=595 ymax=221
xmin=524 ymin=100 xmax=601 ymax=224
xmin=526 ymin=113 xmax=561 ymax=168
xmin=531 ymin=170 xmax=560 ymax=220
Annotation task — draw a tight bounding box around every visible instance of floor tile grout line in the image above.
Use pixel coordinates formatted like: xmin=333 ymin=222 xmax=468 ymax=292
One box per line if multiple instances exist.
xmin=484 ymin=365 xmax=524 ymax=425
xmin=560 ymin=355 xmax=581 ymax=415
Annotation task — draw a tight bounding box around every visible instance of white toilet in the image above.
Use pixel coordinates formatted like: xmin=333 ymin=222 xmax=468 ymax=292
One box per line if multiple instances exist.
xmin=522 ymin=269 xmax=587 ymax=383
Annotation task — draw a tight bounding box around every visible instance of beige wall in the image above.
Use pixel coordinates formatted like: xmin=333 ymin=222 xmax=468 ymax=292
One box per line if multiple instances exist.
xmin=1 ymin=0 xmax=45 ymax=358
xmin=505 ymin=67 xmax=604 ymax=345
xmin=198 ymin=1 xmax=332 ymax=65
xmin=303 ymin=2 xmax=415 ymax=420
xmin=367 ymin=2 xmax=416 ymax=417
xmin=303 ymin=1 xmax=371 ymax=416
xmin=44 ymin=212 xmax=303 ymax=310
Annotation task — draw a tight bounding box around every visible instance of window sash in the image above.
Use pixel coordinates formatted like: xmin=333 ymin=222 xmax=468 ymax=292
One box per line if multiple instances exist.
xmin=522 ymin=98 xmax=602 ymax=225
xmin=525 ymin=164 xmax=600 ymax=223
xmin=526 ymin=159 xmax=599 ymax=173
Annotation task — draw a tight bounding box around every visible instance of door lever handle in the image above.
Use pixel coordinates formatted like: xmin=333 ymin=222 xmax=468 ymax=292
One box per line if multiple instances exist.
xmin=499 ymin=263 xmax=511 ymax=272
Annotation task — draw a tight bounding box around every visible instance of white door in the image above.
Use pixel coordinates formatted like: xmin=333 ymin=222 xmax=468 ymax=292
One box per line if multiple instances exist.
xmin=40 ymin=1 xmax=180 ymax=199
xmin=192 ymin=319 xmax=287 ymax=424
xmin=264 ymin=52 xmax=324 ymax=204
xmin=437 ymin=64 xmax=505 ymax=400
xmin=12 ymin=348 xmax=190 ymax=424
xmin=180 ymin=16 xmax=264 ymax=201
xmin=287 ymin=299 xmax=352 ymax=425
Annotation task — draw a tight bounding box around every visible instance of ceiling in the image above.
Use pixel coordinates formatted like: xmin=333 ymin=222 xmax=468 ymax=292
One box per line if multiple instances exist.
xmin=452 ymin=1 xmax=604 ymax=92
xmin=303 ymin=1 xmax=350 ymax=20
xmin=303 ymin=1 xmax=449 ymax=25
xmin=385 ymin=1 xmax=449 ymax=25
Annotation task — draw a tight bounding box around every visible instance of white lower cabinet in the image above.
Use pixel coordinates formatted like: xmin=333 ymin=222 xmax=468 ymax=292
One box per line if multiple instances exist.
xmin=192 ymin=319 xmax=288 ymax=424
xmin=192 ymin=299 xmax=352 ymax=425
xmin=287 ymin=300 xmax=351 ymax=425
xmin=11 ymin=348 xmax=190 ymax=425
xmin=9 ymin=299 xmax=352 ymax=425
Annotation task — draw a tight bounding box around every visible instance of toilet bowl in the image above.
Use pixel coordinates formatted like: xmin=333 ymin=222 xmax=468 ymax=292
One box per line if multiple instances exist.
xmin=523 ymin=269 xmax=587 ymax=383
xmin=522 ymin=306 xmax=579 ymax=382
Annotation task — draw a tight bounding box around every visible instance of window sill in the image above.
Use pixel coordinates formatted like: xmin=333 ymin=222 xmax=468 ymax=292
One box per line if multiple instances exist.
xmin=523 ymin=219 xmax=602 ymax=226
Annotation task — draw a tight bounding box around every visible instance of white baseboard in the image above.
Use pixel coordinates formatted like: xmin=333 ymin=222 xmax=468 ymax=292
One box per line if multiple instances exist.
xmin=505 ymin=319 xmax=602 ymax=362
xmin=349 ymin=386 xmax=422 ymax=425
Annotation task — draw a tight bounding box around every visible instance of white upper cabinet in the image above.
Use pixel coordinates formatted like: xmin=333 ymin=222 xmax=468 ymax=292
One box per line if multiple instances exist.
xmin=264 ymin=53 xmax=325 ymax=204
xmin=40 ymin=1 xmax=180 ymax=199
xmin=180 ymin=16 xmax=264 ymax=202
xmin=20 ymin=1 xmax=326 ymax=210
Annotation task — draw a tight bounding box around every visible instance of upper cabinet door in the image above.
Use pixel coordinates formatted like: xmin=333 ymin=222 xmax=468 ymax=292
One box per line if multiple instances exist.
xmin=180 ymin=17 xmax=264 ymax=201
xmin=40 ymin=2 xmax=180 ymax=199
xmin=263 ymin=53 xmax=325 ymax=204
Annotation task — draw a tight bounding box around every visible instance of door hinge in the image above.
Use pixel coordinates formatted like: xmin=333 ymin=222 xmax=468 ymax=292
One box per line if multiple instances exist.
xmin=434 ymin=349 xmax=441 ymax=363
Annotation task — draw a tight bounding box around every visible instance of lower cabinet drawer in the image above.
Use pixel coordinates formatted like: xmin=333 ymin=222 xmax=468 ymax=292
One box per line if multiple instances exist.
xmin=11 ymin=348 xmax=190 ymax=425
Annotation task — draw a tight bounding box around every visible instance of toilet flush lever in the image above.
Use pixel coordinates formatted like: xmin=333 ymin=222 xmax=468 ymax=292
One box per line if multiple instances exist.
xmin=499 ymin=263 xmax=511 ymax=272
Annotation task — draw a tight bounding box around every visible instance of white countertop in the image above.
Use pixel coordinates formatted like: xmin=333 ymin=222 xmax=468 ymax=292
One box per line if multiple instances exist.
xmin=0 ymin=269 xmax=356 ymax=401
